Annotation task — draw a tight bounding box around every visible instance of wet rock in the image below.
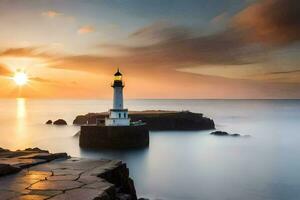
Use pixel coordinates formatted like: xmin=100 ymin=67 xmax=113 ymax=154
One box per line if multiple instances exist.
xmin=47 ymin=174 xmax=78 ymax=181
xmin=29 ymin=180 xmax=83 ymax=190
xmin=211 ymin=131 xmax=229 ymax=136
xmin=11 ymin=194 xmax=48 ymax=200
xmin=24 ymin=152 xmax=69 ymax=162
xmin=0 ymin=148 xmax=138 ymax=200
xmin=0 ymin=164 xmax=21 ymax=176
xmin=27 ymin=190 xmax=62 ymax=197
xmin=53 ymin=119 xmax=67 ymax=125
xmin=211 ymin=131 xmax=243 ymax=137
xmin=52 ymin=168 xmax=82 ymax=176
xmin=3 ymin=158 xmax=47 ymax=169
xmin=0 ymin=190 xmax=19 ymax=199
xmin=50 ymin=188 xmax=104 ymax=200
xmin=45 ymin=120 xmax=52 ymax=125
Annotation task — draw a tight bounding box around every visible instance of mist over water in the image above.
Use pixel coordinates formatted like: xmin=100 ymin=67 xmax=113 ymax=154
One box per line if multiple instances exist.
xmin=1 ymin=99 xmax=300 ymax=200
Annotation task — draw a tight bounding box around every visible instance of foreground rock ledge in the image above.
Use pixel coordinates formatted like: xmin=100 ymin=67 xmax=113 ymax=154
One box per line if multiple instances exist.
xmin=0 ymin=148 xmax=137 ymax=200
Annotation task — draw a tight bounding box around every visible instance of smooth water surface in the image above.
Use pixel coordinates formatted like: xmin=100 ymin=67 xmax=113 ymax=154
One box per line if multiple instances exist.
xmin=0 ymin=99 xmax=300 ymax=200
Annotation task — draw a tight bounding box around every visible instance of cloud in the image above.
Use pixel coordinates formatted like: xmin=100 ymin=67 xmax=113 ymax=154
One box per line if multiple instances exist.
xmin=211 ymin=12 xmax=228 ymax=24
xmin=0 ymin=64 xmax=11 ymax=76
xmin=78 ymin=25 xmax=96 ymax=34
xmin=30 ymin=77 xmax=58 ymax=84
xmin=0 ymin=47 xmax=53 ymax=58
xmin=42 ymin=10 xmax=62 ymax=18
xmin=233 ymin=0 xmax=300 ymax=46
xmin=2 ymin=0 xmax=299 ymax=86
xmin=130 ymin=21 xmax=190 ymax=43
xmin=0 ymin=47 xmax=38 ymax=57
xmin=264 ymin=70 xmax=300 ymax=75
xmin=99 ymin=22 xmax=264 ymax=69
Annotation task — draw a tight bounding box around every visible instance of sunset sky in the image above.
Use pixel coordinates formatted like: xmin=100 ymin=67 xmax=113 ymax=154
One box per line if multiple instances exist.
xmin=0 ymin=0 xmax=299 ymax=99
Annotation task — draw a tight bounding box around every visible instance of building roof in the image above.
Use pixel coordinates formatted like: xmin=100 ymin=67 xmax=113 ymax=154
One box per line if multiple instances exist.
xmin=114 ymin=68 xmax=122 ymax=76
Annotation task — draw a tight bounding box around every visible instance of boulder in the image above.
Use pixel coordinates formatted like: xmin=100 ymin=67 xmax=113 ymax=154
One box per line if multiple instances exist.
xmin=210 ymin=131 xmax=243 ymax=137
xmin=210 ymin=131 xmax=229 ymax=136
xmin=53 ymin=119 xmax=67 ymax=125
xmin=46 ymin=120 xmax=52 ymax=125
xmin=231 ymin=133 xmax=241 ymax=137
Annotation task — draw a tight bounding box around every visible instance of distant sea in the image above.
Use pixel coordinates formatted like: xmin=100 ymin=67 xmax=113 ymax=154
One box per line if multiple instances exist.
xmin=1 ymin=99 xmax=300 ymax=200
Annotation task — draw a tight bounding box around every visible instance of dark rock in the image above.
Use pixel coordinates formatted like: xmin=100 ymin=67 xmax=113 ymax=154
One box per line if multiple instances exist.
xmin=24 ymin=148 xmax=48 ymax=153
xmin=211 ymin=131 xmax=245 ymax=137
xmin=99 ymin=163 xmax=137 ymax=200
xmin=45 ymin=120 xmax=52 ymax=125
xmin=117 ymin=193 xmax=132 ymax=200
xmin=53 ymin=119 xmax=67 ymax=125
xmin=138 ymin=198 xmax=150 ymax=200
xmin=0 ymin=164 xmax=21 ymax=176
xmin=0 ymin=147 xmax=9 ymax=152
xmin=20 ymin=152 xmax=69 ymax=162
xmin=73 ymin=110 xmax=215 ymax=131
xmin=210 ymin=131 xmax=229 ymax=136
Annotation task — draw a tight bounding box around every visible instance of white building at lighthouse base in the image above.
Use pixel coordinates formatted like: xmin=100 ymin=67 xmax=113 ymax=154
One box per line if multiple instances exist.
xmin=105 ymin=109 xmax=130 ymax=126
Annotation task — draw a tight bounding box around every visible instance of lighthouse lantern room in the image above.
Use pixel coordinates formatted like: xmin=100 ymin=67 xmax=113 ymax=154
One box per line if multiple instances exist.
xmin=105 ymin=69 xmax=130 ymax=126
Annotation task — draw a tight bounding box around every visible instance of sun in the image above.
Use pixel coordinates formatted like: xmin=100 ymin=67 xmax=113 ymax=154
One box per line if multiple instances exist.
xmin=13 ymin=71 xmax=28 ymax=86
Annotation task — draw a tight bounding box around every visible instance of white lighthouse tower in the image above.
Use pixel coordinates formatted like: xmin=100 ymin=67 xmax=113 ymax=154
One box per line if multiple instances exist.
xmin=105 ymin=69 xmax=130 ymax=126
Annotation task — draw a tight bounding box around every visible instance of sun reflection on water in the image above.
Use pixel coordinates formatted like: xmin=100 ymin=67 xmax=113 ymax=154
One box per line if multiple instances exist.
xmin=15 ymin=98 xmax=28 ymax=147
xmin=17 ymin=98 xmax=27 ymax=119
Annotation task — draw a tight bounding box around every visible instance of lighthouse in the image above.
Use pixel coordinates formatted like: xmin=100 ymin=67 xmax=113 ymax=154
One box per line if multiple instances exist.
xmin=105 ymin=69 xmax=130 ymax=126
xmin=80 ymin=68 xmax=149 ymax=148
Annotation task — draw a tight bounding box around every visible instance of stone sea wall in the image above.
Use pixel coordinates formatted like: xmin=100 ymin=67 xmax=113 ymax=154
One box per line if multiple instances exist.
xmin=80 ymin=125 xmax=149 ymax=149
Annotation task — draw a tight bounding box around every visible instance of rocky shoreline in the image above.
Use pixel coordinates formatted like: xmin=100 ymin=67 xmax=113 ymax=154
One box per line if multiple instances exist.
xmin=73 ymin=110 xmax=215 ymax=131
xmin=0 ymin=147 xmax=140 ymax=200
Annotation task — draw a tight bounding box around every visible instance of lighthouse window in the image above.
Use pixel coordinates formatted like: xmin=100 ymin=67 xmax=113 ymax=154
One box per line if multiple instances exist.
xmin=124 ymin=113 xmax=126 ymax=118
xmin=119 ymin=113 xmax=121 ymax=118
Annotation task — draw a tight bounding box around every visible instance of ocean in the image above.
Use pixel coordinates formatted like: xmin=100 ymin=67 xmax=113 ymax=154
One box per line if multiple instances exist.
xmin=1 ymin=99 xmax=300 ymax=200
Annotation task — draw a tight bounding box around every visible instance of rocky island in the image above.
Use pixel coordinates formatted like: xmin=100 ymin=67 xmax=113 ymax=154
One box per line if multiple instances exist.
xmin=74 ymin=110 xmax=215 ymax=131
xmin=76 ymin=110 xmax=214 ymax=149
xmin=0 ymin=147 xmax=138 ymax=200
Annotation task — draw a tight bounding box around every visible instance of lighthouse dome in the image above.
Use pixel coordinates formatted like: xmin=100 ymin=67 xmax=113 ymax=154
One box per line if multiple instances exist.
xmin=114 ymin=69 xmax=122 ymax=76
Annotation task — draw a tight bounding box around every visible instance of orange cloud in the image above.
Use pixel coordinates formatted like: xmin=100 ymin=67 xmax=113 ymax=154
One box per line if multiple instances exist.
xmin=0 ymin=64 xmax=11 ymax=76
xmin=233 ymin=0 xmax=300 ymax=46
xmin=77 ymin=25 xmax=96 ymax=34
xmin=42 ymin=10 xmax=62 ymax=18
